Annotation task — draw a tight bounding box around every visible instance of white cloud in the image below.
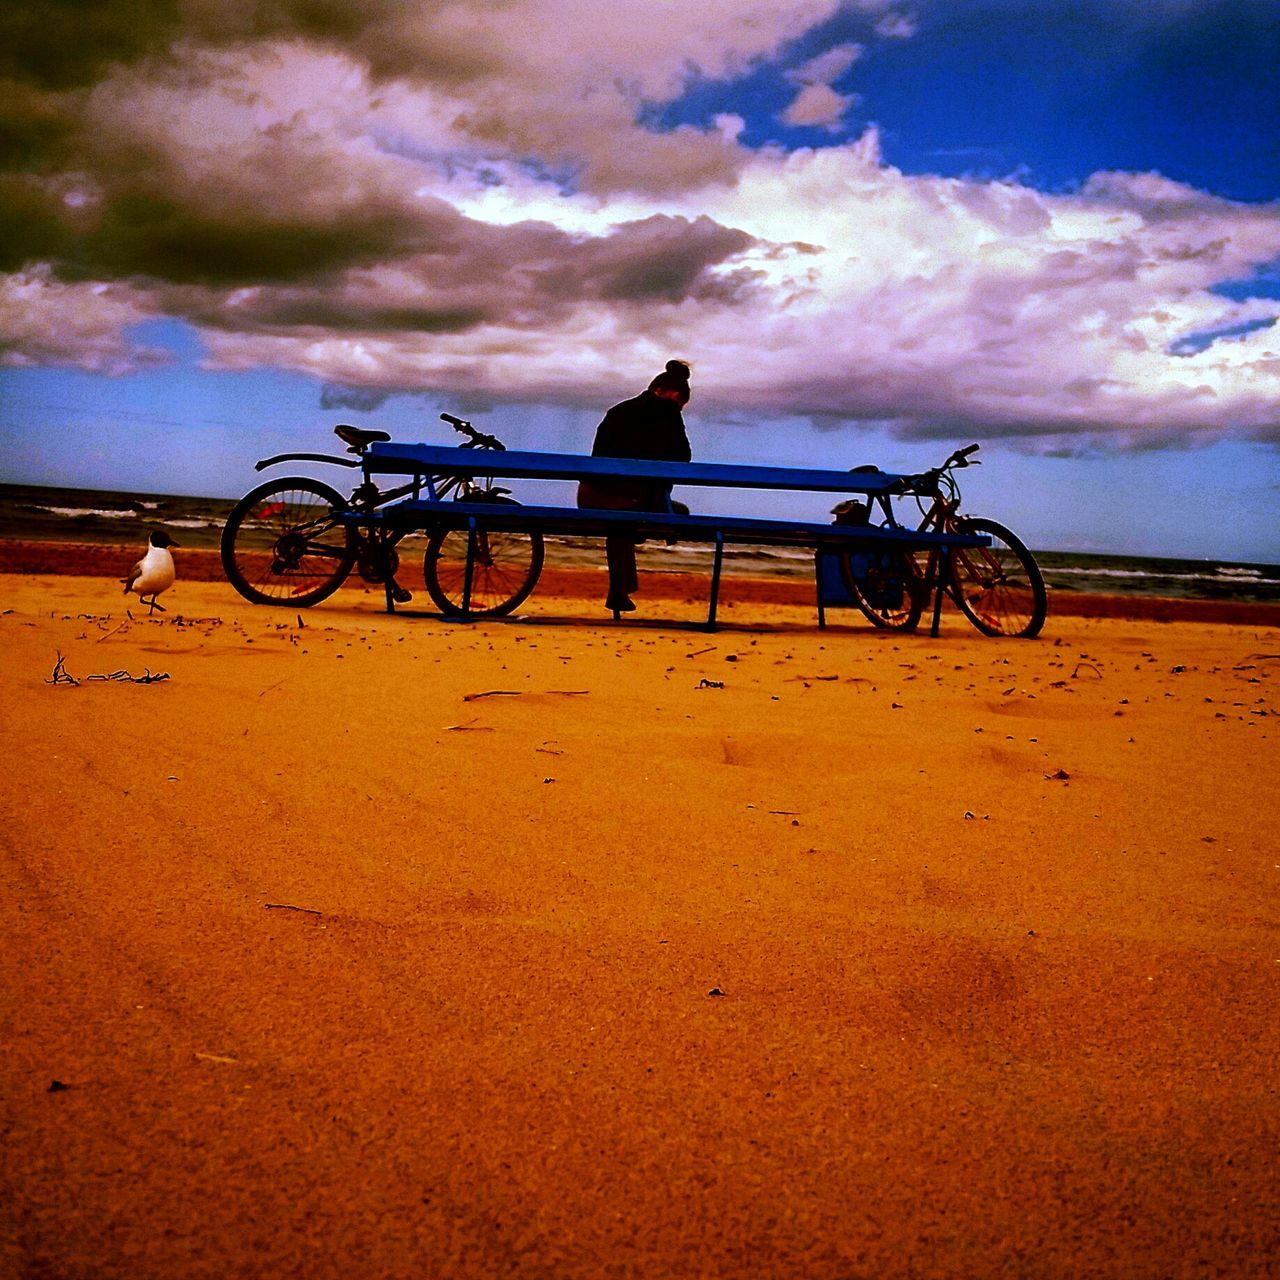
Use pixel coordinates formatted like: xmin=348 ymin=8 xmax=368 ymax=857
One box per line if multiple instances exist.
xmin=781 ymin=40 xmax=863 ymax=130
xmin=874 ymin=12 xmax=918 ymax=39
xmin=786 ymin=43 xmax=864 ymax=87
xmin=782 ymin=83 xmax=859 ymax=130
xmin=0 ymin=268 xmax=160 ymax=374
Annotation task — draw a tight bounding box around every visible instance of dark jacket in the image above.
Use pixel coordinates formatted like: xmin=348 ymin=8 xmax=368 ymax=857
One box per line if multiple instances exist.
xmin=580 ymin=391 xmax=691 ymax=509
xmin=591 ymin=391 xmax=692 ymax=465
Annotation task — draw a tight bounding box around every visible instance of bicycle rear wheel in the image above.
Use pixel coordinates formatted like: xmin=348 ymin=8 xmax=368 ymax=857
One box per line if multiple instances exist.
xmin=948 ymin=517 xmax=1047 ymax=638
xmin=423 ymin=498 xmax=545 ymax=617
xmin=221 ymin=477 xmax=356 ymax=607
xmin=839 ymin=548 xmax=925 ymax=630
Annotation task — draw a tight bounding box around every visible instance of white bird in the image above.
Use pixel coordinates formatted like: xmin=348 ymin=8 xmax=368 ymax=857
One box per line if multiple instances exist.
xmin=123 ymin=530 xmax=178 ymax=613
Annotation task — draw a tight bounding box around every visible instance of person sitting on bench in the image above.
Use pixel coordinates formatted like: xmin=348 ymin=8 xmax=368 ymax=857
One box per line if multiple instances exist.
xmin=577 ymin=359 xmax=693 ymax=614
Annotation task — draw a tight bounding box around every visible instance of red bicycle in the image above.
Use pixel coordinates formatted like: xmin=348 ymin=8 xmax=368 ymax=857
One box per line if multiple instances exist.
xmin=836 ymin=444 xmax=1047 ymax=638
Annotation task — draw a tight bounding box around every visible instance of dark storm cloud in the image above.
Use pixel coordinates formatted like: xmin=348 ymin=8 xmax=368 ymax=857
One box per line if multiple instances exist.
xmin=0 ymin=0 xmax=494 ymax=93
xmin=0 ymin=80 xmax=79 ymax=172
xmin=0 ymin=0 xmax=184 ymax=91
xmin=71 ymin=180 xmax=442 ymax=286
xmin=584 ymin=216 xmax=756 ymax=302
xmin=319 ymin=383 xmax=394 ymax=412
xmin=161 ymin=212 xmax=758 ymax=336
xmin=0 ymin=174 xmax=69 ymax=270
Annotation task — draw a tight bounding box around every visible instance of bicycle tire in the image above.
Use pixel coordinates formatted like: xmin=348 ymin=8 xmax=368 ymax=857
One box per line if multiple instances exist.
xmin=221 ymin=476 xmax=357 ymax=607
xmin=423 ymin=497 xmax=545 ymax=617
xmin=838 ymin=548 xmax=925 ymax=631
xmin=947 ymin=517 xmax=1047 ymax=638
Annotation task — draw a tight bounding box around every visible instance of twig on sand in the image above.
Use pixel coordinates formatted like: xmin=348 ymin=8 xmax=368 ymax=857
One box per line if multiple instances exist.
xmin=446 ymin=719 xmax=494 ymax=731
xmin=1072 ymin=662 xmax=1103 ymax=679
xmin=87 ymin=669 xmax=170 ymax=684
xmin=46 ymin=652 xmax=79 ymax=686
xmin=463 ymin=690 xmax=523 ymax=701
xmin=686 ymin=647 xmax=716 ymax=659
xmin=95 ymin=619 xmax=129 ymax=643
xmin=264 ymin=902 xmax=322 ymax=916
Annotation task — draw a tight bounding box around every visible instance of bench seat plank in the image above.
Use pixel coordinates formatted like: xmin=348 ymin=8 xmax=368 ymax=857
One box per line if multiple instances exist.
xmin=360 ymin=499 xmax=987 ymax=551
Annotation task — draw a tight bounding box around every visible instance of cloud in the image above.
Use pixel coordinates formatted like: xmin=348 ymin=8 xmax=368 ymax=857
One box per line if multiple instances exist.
xmin=782 ymin=84 xmax=859 ymax=131
xmin=781 ymin=42 xmax=863 ymax=130
xmin=0 ymin=266 xmax=160 ymax=373
xmin=786 ymin=44 xmax=864 ymax=88
xmin=1 ymin=2 xmax=849 ymax=195
xmin=0 ymin=0 xmax=1278 ymax=449
xmin=874 ymin=12 xmax=918 ymax=39
xmin=319 ymin=384 xmax=394 ymax=413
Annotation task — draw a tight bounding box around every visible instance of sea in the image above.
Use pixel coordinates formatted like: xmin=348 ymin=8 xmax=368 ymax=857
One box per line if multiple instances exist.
xmin=2 ymin=481 xmax=1278 ymax=605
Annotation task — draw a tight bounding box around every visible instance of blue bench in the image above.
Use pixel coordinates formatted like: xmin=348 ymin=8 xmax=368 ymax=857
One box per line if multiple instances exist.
xmin=351 ymin=442 xmax=989 ymax=633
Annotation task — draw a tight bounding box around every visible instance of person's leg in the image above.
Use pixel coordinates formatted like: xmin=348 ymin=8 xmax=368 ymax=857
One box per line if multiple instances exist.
xmin=579 ymin=480 xmax=642 ymax=610
xmin=605 ymin=537 xmax=637 ymax=609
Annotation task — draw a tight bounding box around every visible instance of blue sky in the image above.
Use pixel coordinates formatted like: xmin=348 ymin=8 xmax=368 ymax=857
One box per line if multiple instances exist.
xmin=2 ymin=0 xmax=1278 ymax=560
xmin=664 ymin=1 xmax=1280 ymax=200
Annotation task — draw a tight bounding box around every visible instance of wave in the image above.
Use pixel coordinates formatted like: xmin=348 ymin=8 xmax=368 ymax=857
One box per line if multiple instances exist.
xmin=34 ymin=505 xmax=141 ymax=521
xmin=1050 ymin=565 xmax=1280 ymax=587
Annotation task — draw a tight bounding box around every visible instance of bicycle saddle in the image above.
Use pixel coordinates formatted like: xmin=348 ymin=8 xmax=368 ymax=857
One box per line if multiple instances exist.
xmin=334 ymin=424 xmax=391 ymax=452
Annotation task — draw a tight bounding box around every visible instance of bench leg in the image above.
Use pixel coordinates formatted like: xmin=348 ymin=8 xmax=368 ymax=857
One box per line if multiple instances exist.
xmin=461 ymin=518 xmax=477 ymax=620
xmin=930 ymin=551 xmax=948 ymax=638
xmin=707 ymin=532 xmax=724 ymax=630
xmin=380 ymin=527 xmax=396 ymax=614
xmin=815 ymin=550 xmax=827 ymax=630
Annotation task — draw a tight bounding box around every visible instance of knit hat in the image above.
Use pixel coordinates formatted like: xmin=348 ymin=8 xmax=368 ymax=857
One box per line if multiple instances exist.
xmin=648 ymin=359 xmax=692 ymax=402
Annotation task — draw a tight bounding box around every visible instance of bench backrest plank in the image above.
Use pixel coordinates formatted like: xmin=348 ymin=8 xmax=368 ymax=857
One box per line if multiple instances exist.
xmin=366 ymin=442 xmax=901 ymax=495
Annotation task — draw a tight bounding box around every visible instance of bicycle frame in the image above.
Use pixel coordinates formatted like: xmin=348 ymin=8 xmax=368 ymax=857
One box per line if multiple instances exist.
xmin=840 ymin=446 xmax=980 ymax=630
xmin=253 ymin=438 xmax=505 ymax=527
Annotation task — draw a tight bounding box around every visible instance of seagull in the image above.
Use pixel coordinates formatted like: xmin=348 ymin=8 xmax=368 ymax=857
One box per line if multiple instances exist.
xmin=123 ymin=530 xmax=179 ymax=614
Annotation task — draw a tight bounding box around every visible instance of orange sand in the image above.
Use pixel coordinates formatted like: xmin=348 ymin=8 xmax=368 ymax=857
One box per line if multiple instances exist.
xmin=2 ymin=567 xmax=1278 ymax=1279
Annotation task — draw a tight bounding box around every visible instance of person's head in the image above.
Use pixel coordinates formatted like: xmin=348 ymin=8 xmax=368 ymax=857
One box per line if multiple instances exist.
xmin=648 ymin=359 xmax=691 ymax=406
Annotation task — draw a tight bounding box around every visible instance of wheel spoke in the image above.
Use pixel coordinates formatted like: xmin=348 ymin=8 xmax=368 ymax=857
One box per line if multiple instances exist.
xmin=424 ymin=513 xmax=544 ymax=616
xmin=949 ymin=520 xmax=1047 ymax=638
xmin=222 ymin=479 xmax=356 ymax=607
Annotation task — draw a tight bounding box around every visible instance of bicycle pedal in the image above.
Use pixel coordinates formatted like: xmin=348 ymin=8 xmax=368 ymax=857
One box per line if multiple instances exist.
xmin=391 ymin=586 xmax=413 ymax=603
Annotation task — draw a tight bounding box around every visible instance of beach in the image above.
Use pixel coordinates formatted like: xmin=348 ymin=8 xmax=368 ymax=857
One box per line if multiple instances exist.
xmin=2 ymin=559 xmax=1278 ymax=1278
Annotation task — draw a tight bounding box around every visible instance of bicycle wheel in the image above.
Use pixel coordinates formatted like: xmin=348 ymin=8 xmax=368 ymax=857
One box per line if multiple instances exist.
xmin=839 ymin=548 xmax=925 ymax=630
xmin=221 ymin=477 xmax=356 ymax=607
xmin=423 ymin=497 xmax=545 ymax=616
xmin=947 ymin=517 xmax=1047 ymax=638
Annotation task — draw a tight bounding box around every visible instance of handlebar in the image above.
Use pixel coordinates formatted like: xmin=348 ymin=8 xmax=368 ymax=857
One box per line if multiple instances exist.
xmin=889 ymin=443 xmax=982 ymax=497
xmin=440 ymin=412 xmax=505 ymax=451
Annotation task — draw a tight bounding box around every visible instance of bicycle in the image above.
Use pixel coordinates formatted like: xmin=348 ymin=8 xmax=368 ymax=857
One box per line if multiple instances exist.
xmin=220 ymin=414 xmax=545 ymax=616
xmin=833 ymin=444 xmax=1048 ymax=638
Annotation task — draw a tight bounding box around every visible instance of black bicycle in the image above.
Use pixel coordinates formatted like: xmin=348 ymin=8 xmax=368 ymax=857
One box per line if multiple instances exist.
xmin=221 ymin=415 xmax=545 ymax=616
xmin=835 ymin=444 xmax=1048 ymax=638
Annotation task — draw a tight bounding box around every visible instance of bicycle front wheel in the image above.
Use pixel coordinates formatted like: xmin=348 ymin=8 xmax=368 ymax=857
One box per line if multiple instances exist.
xmin=948 ymin=517 xmax=1047 ymax=638
xmin=839 ymin=548 xmax=925 ymax=631
xmin=221 ymin=477 xmax=356 ymax=607
xmin=423 ymin=499 xmax=544 ymax=617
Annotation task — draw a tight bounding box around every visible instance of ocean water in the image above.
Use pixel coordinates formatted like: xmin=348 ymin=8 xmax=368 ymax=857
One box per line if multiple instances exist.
xmin=2 ymin=482 xmax=1277 ymax=605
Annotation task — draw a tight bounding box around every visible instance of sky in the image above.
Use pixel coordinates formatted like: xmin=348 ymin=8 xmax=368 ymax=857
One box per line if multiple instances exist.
xmin=1 ymin=0 xmax=1278 ymax=561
